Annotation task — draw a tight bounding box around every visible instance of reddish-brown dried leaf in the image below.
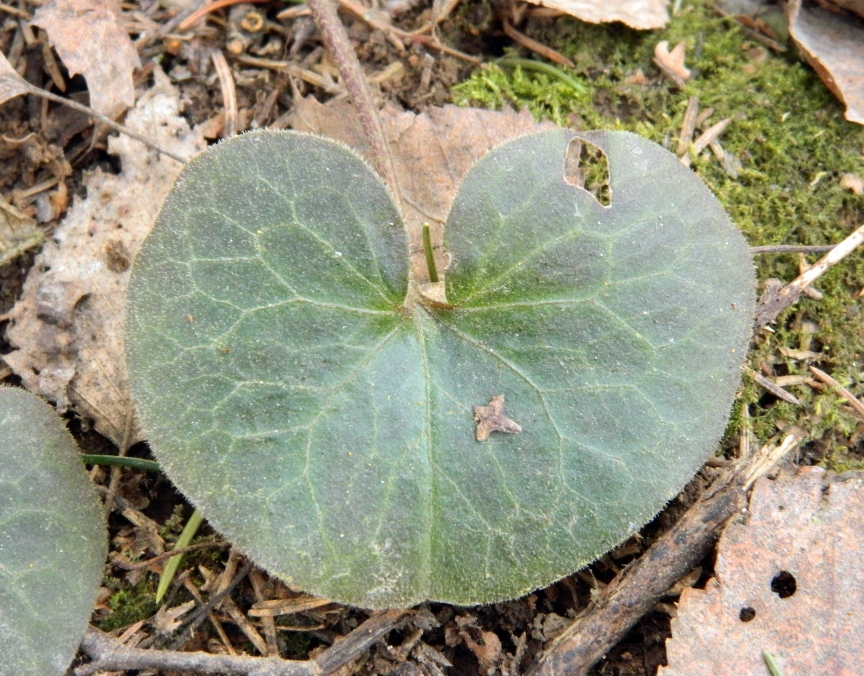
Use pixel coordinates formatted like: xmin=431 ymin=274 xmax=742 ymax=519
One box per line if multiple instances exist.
xmin=521 ymin=0 xmax=669 ymax=29
xmin=788 ymin=0 xmax=864 ymax=125
xmin=660 ymin=467 xmax=864 ymax=676
xmin=33 ymin=0 xmax=140 ymax=118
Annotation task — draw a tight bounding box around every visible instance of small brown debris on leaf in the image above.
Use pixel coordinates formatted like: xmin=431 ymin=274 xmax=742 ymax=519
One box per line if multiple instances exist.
xmin=34 ymin=0 xmax=141 ymax=118
xmin=654 ymin=40 xmax=691 ymax=88
xmin=474 ymin=395 xmax=522 ymax=441
xmin=660 ymin=467 xmax=864 ymax=675
xmin=788 ymin=0 xmax=864 ymax=125
xmin=521 ymin=0 xmax=669 ymax=30
xmin=840 ymin=172 xmax=864 ymax=194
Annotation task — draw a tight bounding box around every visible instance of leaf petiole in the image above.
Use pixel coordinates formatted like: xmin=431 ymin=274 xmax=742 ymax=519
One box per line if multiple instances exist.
xmin=422 ymin=222 xmax=439 ymax=283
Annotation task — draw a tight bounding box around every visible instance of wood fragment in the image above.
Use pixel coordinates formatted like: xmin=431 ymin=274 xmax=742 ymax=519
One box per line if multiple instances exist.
xmin=750 ymin=245 xmax=835 ymax=255
xmin=746 ymin=367 xmax=801 ymax=405
xmin=211 ymin=50 xmax=238 ymax=138
xmin=691 ymin=117 xmax=732 ymax=155
xmin=755 ymin=222 xmax=864 ymax=328
xmin=653 ymin=40 xmax=690 ymax=88
xmin=502 ymin=19 xmax=575 ymax=68
xmin=676 ymin=96 xmax=699 ymax=156
xmin=249 ymin=595 xmax=333 ymax=617
xmin=808 ymin=366 xmax=864 ymax=419
xmin=248 ymin=573 xmax=278 ymax=655
xmin=709 ymin=139 xmax=742 ymax=178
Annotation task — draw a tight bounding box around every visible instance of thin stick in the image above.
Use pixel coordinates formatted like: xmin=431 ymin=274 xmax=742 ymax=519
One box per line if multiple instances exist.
xmin=750 ymin=245 xmax=835 ymax=254
xmin=501 ymin=19 xmax=575 ymax=68
xmin=746 ymin=367 xmax=800 ymax=405
xmin=77 ymin=606 xmax=411 ymax=676
xmin=677 ymin=96 xmax=699 ymax=156
xmin=35 ymin=88 xmax=187 ymax=163
xmin=307 ymin=0 xmax=399 ymax=200
xmin=211 ymin=50 xmax=238 ymax=138
xmin=808 ymin=365 xmax=864 ymax=419
xmin=755 ymin=222 xmax=864 ymax=328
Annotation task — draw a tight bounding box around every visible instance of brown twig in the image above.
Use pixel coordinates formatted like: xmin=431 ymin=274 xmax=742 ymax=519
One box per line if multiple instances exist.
xmin=116 ymin=541 xmax=226 ymax=571
xmin=750 ymin=245 xmax=835 ymax=254
xmin=501 ymin=19 xmax=575 ymax=68
xmin=808 ymin=365 xmax=864 ymax=419
xmin=745 ymin=367 xmax=801 ymax=405
xmin=77 ymin=607 xmax=412 ymax=676
xmin=307 ymin=0 xmax=400 ymax=202
xmin=676 ymin=96 xmax=699 ymax=156
xmin=527 ymin=433 xmax=802 ymax=676
xmin=212 ymin=49 xmax=238 ymax=137
xmin=176 ymin=0 xmax=268 ymax=34
xmin=0 ymin=76 xmax=188 ymax=163
xmin=755 ymin=222 xmax=864 ymax=328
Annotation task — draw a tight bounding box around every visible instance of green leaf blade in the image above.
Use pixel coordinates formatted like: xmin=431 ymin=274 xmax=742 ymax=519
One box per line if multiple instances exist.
xmin=127 ymin=128 xmax=754 ymax=608
xmin=0 ymin=388 xmax=107 ymax=676
xmin=427 ymin=129 xmax=754 ymax=602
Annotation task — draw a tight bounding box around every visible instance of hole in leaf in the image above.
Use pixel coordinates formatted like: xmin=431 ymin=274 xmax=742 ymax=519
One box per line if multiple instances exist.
xmin=564 ymin=138 xmax=611 ymax=206
xmin=770 ymin=570 xmax=797 ymax=598
xmin=739 ymin=606 xmax=756 ymax=622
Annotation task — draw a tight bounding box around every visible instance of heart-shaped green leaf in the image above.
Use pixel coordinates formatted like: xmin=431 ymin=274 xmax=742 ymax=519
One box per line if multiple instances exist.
xmin=0 ymin=387 xmax=107 ymax=674
xmin=126 ymin=129 xmax=754 ymax=608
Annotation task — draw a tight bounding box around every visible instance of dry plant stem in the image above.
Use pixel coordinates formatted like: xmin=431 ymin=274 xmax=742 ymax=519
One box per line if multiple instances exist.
xmin=22 ymin=86 xmax=188 ymax=163
xmin=677 ymin=96 xmax=699 ymax=156
xmin=755 ymin=221 xmax=864 ymax=328
xmin=527 ymin=471 xmax=748 ymax=676
xmin=745 ymin=367 xmax=800 ymax=405
xmin=170 ymin=560 xmax=255 ymax=649
xmin=501 ymin=19 xmax=575 ymax=68
xmin=307 ymin=0 xmax=399 ymax=201
xmin=808 ymin=365 xmax=864 ymax=419
xmin=77 ymin=608 xmax=411 ymax=676
xmin=212 ymin=49 xmax=238 ymax=137
xmin=750 ymin=245 xmax=835 ymax=254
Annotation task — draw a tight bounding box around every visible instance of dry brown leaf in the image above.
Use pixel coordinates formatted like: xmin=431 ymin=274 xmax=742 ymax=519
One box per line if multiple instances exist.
xmin=820 ymin=0 xmax=864 ymax=19
xmin=3 ymin=69 xmax=205 ymax=446
xmin=0 ymin=51 xmax=36 ymax=106
xmin=788 ymin=0 xmax=864 ymax=126
xmin=521 ymin=0 xmax=669 ymax=29
xmin=840 ymin=172 xmax=864 ymax=194
xmin=653 ymin=40 xmax=691 ymax=88
xmin=33 ymin=0 xmax=141 ymax=118
xmin=0 ymin=199 xmax=43 ymax=267
xmin=660 ymin=467 xmax=864 ymax=676
xmin=291 ymin=97 xmax=554 ymax=289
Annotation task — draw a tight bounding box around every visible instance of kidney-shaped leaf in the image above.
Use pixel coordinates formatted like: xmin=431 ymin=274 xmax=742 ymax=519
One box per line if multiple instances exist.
xmin=0 ymin=387 xmax=106 ymax=675
xmin=126 ymin=130 xmax=754 ymax=608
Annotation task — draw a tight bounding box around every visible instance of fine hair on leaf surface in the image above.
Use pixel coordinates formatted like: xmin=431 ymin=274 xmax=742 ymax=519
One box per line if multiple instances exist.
xmin=125 ymin=128 xmax=755 ymax=608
